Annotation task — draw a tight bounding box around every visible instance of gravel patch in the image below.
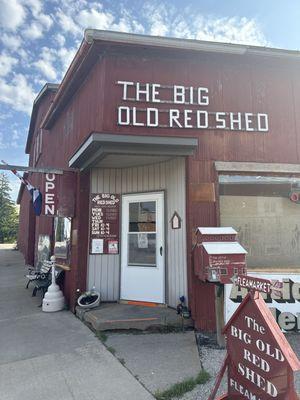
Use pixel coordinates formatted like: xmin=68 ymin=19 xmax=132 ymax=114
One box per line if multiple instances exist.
xmin=182 ymin=346 xmax=227 ymax=400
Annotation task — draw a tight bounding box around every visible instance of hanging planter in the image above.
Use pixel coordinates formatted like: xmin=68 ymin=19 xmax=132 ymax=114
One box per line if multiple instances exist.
xmin=77 ymin=289 xmax=101 ymax=309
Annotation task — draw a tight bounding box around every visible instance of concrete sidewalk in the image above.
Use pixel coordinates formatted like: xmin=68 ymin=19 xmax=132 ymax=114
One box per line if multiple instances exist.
xmin=106 ymin=331 xmax=202 ymax=393
xmin=0 ymin=245 xmax=153 ymax=400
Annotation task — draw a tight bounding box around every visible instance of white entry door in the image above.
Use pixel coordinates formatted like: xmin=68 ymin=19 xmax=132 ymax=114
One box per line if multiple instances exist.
xmin=121 ymin=192 xmax=165 ymax=303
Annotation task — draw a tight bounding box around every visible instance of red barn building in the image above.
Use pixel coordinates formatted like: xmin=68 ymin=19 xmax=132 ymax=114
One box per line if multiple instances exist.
xmin=18 ymin=30 xmax=300 ymax=332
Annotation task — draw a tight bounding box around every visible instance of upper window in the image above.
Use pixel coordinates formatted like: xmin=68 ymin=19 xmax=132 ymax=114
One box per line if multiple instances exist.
xmin=33 ymin=129 xmax=43 ymax=165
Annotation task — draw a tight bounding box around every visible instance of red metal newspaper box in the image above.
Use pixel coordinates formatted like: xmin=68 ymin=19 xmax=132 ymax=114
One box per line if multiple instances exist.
xmin=193 ymin=227 xmax=247 ymax=284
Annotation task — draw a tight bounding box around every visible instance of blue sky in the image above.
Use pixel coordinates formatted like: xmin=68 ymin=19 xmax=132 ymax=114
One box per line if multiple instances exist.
xmin=1 ymin=0 xmax=300 ymax=200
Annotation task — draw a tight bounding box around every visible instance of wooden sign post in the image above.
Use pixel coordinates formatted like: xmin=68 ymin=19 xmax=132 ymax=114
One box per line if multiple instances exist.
xmin=209 ymin=276 xmax=300 ymax=400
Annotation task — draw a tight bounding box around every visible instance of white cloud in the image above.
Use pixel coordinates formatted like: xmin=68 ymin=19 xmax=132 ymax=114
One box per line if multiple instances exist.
xmin=0 ymin=0 xmax=53 ymax=41
xmin=22 ymin=0 xmax=53 ymax=32
xmin=130 ymin=19 xmax=145 ymax=35
xmin=0 ymin=0 xmax=270 ymax=122
xmin=56 ymin=10 xmax=82 ymax=36
xmin=0 ymin=132 xmax=8 ymax=149
xmin=23 ymin=21 xmax=43 ymax=39
xmin=0 ymin=54 xmax=18 ymax=77
xmin=76 ymin=8 xmax=114 ymax=30
xmin=111 ymin=9 xmax=145 ymax=34
xmin=54 ymin=33 xmax=66 ymax=47
xmin=142 ymin=3 xmax=268 ymax=46
xmin=56 ymin=47 xmax=77 ymax=77
xmin=1 ymin=34 xmax=22 ymax=51
xmin=18 ymin=48 xmax=29 ymax=61
xmin=38 ymin=13 xmax=53 ymax=30
xmin=33 ymin=47 xmax=57 ymax=81
xmin=193 ymin=16 xmax=268 ymax=46
xmin=22 ymin=0 xmax=42 ymax=17
xmin=142 ymin=3 xmax=169 ymax=36
xmin=0 ymin=73 xmax=36 ymax=114
xmin=0 ymin=0 xmax=26 ymax=30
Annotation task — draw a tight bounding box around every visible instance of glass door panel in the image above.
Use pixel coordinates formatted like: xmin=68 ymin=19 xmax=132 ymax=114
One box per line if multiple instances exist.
xmin=128 ymin=201 xmax=157 ymax=267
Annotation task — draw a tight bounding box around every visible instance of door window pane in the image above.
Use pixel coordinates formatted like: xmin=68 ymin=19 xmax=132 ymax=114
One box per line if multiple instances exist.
xmin=129 ymin=201 xmax=156 ymax=232
xmin=128 ymin=233 xmax=156 ymax=266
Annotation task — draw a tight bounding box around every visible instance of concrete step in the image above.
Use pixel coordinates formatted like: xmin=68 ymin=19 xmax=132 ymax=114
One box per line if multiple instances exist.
xmin=76 ymin=302 xmax=194 ymax=332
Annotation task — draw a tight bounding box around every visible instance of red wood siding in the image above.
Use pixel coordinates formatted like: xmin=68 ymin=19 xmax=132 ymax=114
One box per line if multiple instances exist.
xmin=22 ymin=42 xmax=300 ymax=328
xmin=96 ymin=49 xmax=300 ymax=331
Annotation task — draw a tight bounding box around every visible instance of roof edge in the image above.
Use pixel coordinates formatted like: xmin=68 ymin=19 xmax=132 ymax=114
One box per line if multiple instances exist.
xmin=41 ymin=38 xmax=92 ymax=130
xmin=41 ymin=29 xmax=300 ymax=133
xmin=84 ymin=29 xmax=300 ymax=59
xmin=25 ymin=83 xmax=59 ymax=154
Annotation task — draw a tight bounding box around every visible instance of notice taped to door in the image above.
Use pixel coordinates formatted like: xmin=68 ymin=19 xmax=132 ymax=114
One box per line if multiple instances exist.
xmin=90 ymin=193 xmax=120 ymax=254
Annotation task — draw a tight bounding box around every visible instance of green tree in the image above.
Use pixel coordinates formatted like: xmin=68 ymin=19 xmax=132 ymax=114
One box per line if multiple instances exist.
xmin=0 ymin=173 xmax=19 ymax=243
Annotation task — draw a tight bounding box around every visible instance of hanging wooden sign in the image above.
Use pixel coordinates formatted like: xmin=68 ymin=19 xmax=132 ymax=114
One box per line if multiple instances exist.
xmin=43 ymin=173 xmax=58 ymax=216
xmin=89 ymin=193 xmax=120 ymax=254
xmin=232 ymin=274 xmax=273 ymax=294
xmin=209 ymin=289 xmax=300 ymax=400
xmin=43 ymin=171 xmax=76 ymax=217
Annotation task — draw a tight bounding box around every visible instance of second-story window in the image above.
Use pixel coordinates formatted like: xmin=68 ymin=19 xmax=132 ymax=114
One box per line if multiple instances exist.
xmin=33 ymin=129 xmax=43 ymax=165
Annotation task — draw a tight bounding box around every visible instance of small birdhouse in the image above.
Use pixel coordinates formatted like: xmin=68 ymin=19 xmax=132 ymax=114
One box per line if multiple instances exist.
xmin=171 ymin=211 xmax=181 ymax=229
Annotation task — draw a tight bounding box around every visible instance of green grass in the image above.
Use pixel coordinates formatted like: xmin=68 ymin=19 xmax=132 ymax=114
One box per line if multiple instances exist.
xmin=195 ymin=369 xmax=210 ymax=385
xmin=154 ymin=370 xmax=210 ymax=400
xmin=95 ymin=331 xmax=108 ymax=343
xmin=107 ymin=346 xmax=116 ymax=355
xmin=95 ymin=331 xmax=120 ymax=359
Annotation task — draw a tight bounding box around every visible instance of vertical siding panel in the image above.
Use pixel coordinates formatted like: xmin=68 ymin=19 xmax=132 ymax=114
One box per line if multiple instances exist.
xmin=95 ymin=169 xmax=103 ymax=297
xmin=173 ymin=159 xmax=179 ymax=307
xmin=165 ymin=160 xmax=172 ymax=305
xmin=148 ymin=164 xmax=155 ymax=191
xmin=159 ymin=162 xmax=166 ymax=189
xmin=170 ymin=159 xmax=176 ymax=306
xmin=180 ymin=158 xmax=188 ymax=301
xmin=177 ymin=159 xmax=185 ymax=301
xmin=107 ymin=169 xmax=116 ymax=301
xmin=172 ymin=159 xmax=178 ymax=306
xmin=121 ymin=168 xmax=127 ymax=193
xmin=114 ymin=168 xmax=122 ymax=299
xmin=102 ymin=169 xmax=110 ymax=301
xmin=154 ymin=163 xmax=160 ymax=188
xmin=137 ymin=166 xmax=143 ymax=191
xmin=91 ymin=169 xmax=97 ymax=192
xmin=132 ymin=167 xmax=138 ymax=192
xmin=97 ymin=168 xmax=104 ymax=192
xmin=165 ymin=157 xmax=188 ymax=307
xmin=127 ymin=168 xmax=133 ymax=193
xmin=176 ymin=159 xmax=182 ymax=303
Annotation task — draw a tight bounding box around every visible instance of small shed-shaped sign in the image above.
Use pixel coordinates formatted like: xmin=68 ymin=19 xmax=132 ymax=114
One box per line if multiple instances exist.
xmin=170 ymin=211 xmax=182 ymax=229
xmin=193 ymin=227 xmax=247 ymax=283
xmin=215 ymin=291 xmax=300 ymax=399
